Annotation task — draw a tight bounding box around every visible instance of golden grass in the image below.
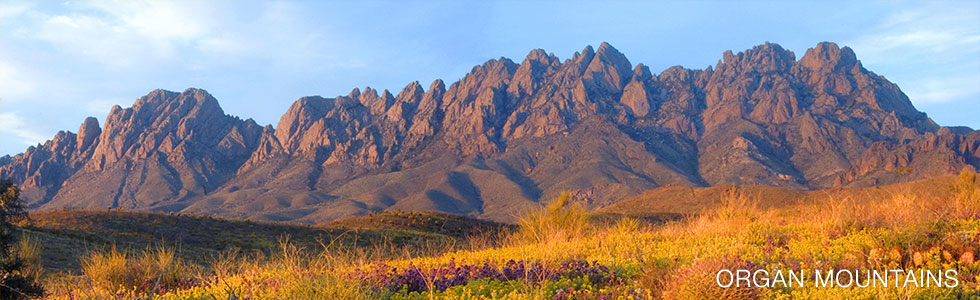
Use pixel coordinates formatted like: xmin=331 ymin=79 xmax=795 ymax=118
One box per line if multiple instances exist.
xmin=515 ymin=192 xmax=591 ymax=245
xmin=78 ymin=245 xmax=201 ymax=298
xmin=35 ymin=169 xmax=980 ymax=299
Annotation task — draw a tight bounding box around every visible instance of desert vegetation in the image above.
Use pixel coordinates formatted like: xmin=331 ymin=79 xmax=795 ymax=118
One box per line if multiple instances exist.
xmin=0 ymin=179 xmax=43 ymax=299
xmin=14 ymin=170 xmax=980 ymax=299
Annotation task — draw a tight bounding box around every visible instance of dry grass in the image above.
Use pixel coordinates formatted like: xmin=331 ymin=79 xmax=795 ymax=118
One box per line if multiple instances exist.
xmin=661 ymin=256 xmax=761 ymax=300
xmin=635 ymin=257 xmax=680 ymax=299
xmin=714 ymin=186 xmax=759 ymax=220
xmin=206 ymin=247 xmax=244 ymax=282
xmin=952 ymin=168 xmax=980 ymax=219
xmin=16 ymin=235 xmax=43 ymax=286
xmin=515 ymin=192 xmax=591 ymax=245
xmin=79 ymin=245 xmax=201 ymax=297
xmin=659 ymin=186 xmax=767 ymax=238
xmin=813 ymin=168 xmax=980 ymax=236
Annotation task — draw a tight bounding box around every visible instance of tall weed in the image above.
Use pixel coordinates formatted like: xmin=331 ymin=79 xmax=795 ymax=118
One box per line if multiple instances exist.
xmin=516 ymin=192 xmax=590 ymax=244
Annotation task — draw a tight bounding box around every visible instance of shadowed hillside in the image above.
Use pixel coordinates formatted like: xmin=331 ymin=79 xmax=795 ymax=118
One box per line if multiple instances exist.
xmin=20 ymin=210 xmax=512 ymax=272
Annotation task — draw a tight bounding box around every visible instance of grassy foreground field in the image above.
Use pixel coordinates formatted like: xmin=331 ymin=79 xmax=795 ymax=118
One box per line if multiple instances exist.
xmin=29 ymin=170 xmax=980 ymax=299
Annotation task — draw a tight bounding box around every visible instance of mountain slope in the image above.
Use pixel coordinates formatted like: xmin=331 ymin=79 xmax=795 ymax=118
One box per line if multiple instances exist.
xmin=1 ymin=41 xmax=978 ymax=223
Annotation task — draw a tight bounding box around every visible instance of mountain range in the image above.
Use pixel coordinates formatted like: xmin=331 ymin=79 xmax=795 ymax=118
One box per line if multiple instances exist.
xmin=2 ymin=41 xmax=978 ymax=223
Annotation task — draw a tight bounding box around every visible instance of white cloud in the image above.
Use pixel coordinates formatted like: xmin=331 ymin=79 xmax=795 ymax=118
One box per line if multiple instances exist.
xmin=901 ymin=75 xmax=980 ymax=104
xmin=847 ymin=4 xmax=980 ymax=105
xmin=0 ymin=112 xmax=47 ymax=146
xmin=32 ymin=1 xmax=218 ymax=69
xmin=857 ymin=6 xmax=980 ymax=53
xmin=84 ymin=1 xmax=210 ymax=40
xmin=0 ymin=61 xmax=37 ymax=102
xmin=13 ymin=1 xmax=338 ymax=72
xmin=0 ymin=1 xmax=33 ymax=20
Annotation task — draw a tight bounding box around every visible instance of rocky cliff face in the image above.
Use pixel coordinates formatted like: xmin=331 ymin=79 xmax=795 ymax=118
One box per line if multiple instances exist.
xmin=1 ymin=42 xmax=977 ymax=223
xmin=1 ymin=89 xmax=264 ymax=210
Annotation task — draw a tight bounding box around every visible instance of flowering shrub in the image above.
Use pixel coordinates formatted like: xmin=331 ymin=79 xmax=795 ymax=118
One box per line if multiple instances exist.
xmin=350 ymin=259 xmax=619 ymax=293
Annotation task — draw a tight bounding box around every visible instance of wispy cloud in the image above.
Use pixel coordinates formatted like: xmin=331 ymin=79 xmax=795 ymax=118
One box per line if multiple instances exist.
xmin=32 ymin=1 xmax=217 ymax=69
xmin=0 ymin=112 xmax=47 ymax=146
xmin=0 ymin=1 xmax=32 ymax=19
xmin=10 ymin=1 xmax=348 ymax=72
xmin=847 ymin=3 xmax=980 ymax=105
xmin=900 ymin=76 xmax=980 ymax=105
xmin=0 ymin=61 xmax=37 ymax=102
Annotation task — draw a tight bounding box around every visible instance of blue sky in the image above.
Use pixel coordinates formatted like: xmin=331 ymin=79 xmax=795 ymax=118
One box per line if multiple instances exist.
xmin=1 ymin=0 xmax=978 ymax=156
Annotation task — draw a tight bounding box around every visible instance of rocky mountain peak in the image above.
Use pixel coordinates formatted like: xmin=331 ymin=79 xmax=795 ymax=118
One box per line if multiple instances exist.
xmin=357 ymin=87 xmax=379 ymax=108
xmin=405 ymin=79 xmax=447 ymax=145
xmin=595 ymin=42 xmax=632 ymax=69
xmin=509 ymin=49 xmax=559 ymax=99
xmin=87 ymin=88 xmax=229 ymax=169
xmin=576 ymin=45 xmax=596 ymax=60
xmin=717 ymin=42 xmax=796 ymax=75
xmin=620 ymin=64 xmax=658 ymax=117
xmin=348 ymin=87 xmax=361 ymax=99
xmin=46 ymin=130 xmax=76 ymax=154
xmin=386 ymin=82 xmax=425 ymax=121
xmin=132 ymin=88 xmax=224 ymax=116
xmin=76 ymin=117 xmax=101 ymax=153
xmin=568 ymin=45 xmax=597 ymax=73
xmin=428 ymin=79 xmax=446 ymax=93
xmin=381 ymin=89 xmax=396 ymax=103
xmin=659 ymin=66 xmax=696 ymax=83
xmin=798 ymin=41 xmax=859 ymax=73
xmin=524 ymin=48 xmax=558 ymax=65
xmin=795 ymin=42 xmax=933 ymax=131
xmin=276 ymin=96 xmax=332 ymax=152
xmin=470 ymin=57 xmax=519 ymax=77
xmin=397 ymin=81 xmax=424 ymax=100
xmin=585 ymin=42 xmax=633 ymax=91
xmin=631 ymin=63 xmax=654 ymax=82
